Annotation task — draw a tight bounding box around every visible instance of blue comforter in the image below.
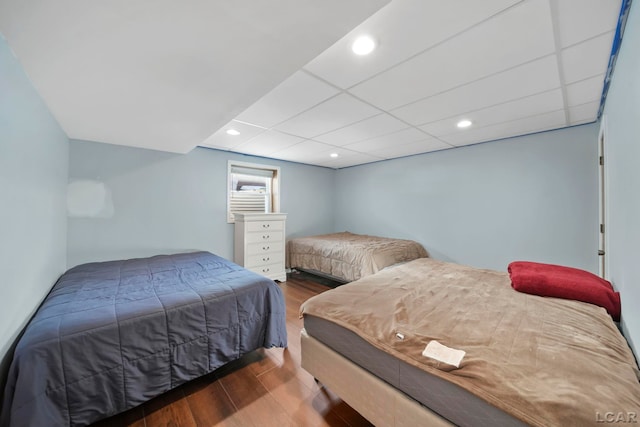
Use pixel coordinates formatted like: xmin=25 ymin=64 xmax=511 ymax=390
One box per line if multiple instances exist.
xmin=1 ymin=251 xmax=287 ymax=426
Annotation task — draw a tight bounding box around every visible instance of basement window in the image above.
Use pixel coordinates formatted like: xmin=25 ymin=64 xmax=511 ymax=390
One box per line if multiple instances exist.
xmin=227 ymin=160 xmax=280 ymax=223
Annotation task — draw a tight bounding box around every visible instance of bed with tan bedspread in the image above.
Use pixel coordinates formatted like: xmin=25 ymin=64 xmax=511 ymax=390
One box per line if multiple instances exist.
xmin=287 ymin=231 xmax=428 ymax=282
xmin=301 ymin=258 xmax=640 ymax=426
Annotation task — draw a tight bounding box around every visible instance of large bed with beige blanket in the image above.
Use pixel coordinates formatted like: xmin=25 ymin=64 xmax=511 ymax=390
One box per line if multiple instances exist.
xmin=287 ymin=231 xmax=428 ymax=282
xmin=300 ymin=258 xmax=640 ymax=426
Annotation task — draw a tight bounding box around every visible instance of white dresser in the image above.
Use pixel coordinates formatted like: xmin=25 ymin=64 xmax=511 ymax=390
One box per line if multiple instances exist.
xmin=234 ymin=213 xmax=287 ymax=282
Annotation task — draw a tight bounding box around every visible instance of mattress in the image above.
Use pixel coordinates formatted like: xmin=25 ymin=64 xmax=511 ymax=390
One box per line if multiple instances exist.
xmin=1 ymin=251 xmax=287 ymax=427
xmin=301 ymin=329 xmax=454 ymax=427
xmin=301 ymin=258 xmax=640 ymax=426
xmin=304 ymin=315 xmax=525 ymax=426
xmin=287 ymin=231 xmax=428 ymax=282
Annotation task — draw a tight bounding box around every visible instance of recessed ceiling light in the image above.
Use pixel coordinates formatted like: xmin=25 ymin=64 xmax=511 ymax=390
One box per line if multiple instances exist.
xmin=226 ymin=129 xmax=240 ymax=136
xmin=457 ymin=119 xmax=472 ymax=128
xmin=352 ymin=36 xmax=376 ymax=56
xmin=330 ymin=153 xmax=339 ymax=158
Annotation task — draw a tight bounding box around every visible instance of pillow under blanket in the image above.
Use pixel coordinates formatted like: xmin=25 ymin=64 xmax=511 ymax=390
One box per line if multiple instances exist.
xmin=508 ymin=261 xmax=621 ymax=321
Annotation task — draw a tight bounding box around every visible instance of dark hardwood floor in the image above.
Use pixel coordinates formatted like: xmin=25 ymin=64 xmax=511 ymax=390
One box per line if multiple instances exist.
xmin=92 ymin=272 xmax=372 ymax=427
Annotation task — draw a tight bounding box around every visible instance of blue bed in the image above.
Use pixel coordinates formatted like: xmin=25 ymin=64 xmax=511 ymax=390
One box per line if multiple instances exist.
xmin=0 ymin=251 xmax=287 ymax=427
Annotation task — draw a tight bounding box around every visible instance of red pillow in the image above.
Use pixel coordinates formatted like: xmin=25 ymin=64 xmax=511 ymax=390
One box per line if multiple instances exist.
xmin=508 ymin=261 xmax=620 ymax=320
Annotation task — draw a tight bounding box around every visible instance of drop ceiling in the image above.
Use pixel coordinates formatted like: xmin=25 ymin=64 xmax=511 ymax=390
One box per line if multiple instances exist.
xmin=1 ymin=1 xmax=624 ymax=169
xmin=202 ymin=0 xmax=623 ymax=168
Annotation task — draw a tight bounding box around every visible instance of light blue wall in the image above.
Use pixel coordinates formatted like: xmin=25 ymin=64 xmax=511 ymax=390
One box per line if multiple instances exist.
xmin=335 ymin=124 xmax=599 ymax=273
xmin=68 ymin=124 xmax=599 ymax=275
xmin=602 ymin=1 xmax=640 ymax=355
xmin=67 ymin=141 xmax=334 ymax=267
xmin=0 ymin=36 xmax=69 ymax=362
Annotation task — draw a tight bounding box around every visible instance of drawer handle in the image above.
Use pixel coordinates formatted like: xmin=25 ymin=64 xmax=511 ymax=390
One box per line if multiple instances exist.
xmin=262 ymin=246 xmax=270 ymax=251
xmin=262 ymin=257 xmax=270 ymax=262
xmin=262 ymin=224 xmax=270 ymax=228
xmin=262 ymin=235 xmax=270 ymax=239
xmin=262 ymin=268 xmax=270 ymax=273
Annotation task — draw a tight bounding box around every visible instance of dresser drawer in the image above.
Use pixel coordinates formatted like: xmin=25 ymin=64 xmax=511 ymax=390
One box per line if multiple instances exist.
xmin=246 ymin=221 xmax=284 ymax=233
xmin=247 ymin=263 xmax=282 ymax=278
xmin=245 ymin=230 xmax=283 ymax=244
xmin=245 ymin=252 xmax=284 ymax=268
xmin=247 ymin=241 xmax=282 ymax=255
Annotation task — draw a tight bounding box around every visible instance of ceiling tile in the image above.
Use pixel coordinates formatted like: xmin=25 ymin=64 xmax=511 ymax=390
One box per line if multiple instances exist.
xmin=371 ymin=139 xmax=452 ymax=159
xmin=441 ymin=110 xmax=567 ymax=146
xmin=392 ymin=55 xmax=561 ymax=126
xmin=273 ymin=93 xmax=380 ymax=138
xmin=344 ymin=128 xmax=431 ymax=152
xmin=314 ymin=113 xmax=408 ymax=146
xmin=234 ymin=131 xmax=304 ymax=156
xmin=419 ymin=89 xmax=564 ymax=137
xmin=554 ymin=0 xmax=621 ymax=48
xmin=561 ymin=32 xmax=615 ymax=84
xmin=565 ymin=74 xmax=604 ymax=107
xmin=234 ymin=71 xmax=340 ymax=128
xmin=348 ymin=0 xmax=555 ymax=111
xmin=304 ymin=0 xmax=521 ymax=89
xmin=200 ymin=120 xmax=265 ymax=150
xmin=269 ymin=140 xmax=336 ymax=161
xmin=568 ymin=101 xmax=599 ymax=125
xmin=315 ymin=150 xmax=384 ymax=168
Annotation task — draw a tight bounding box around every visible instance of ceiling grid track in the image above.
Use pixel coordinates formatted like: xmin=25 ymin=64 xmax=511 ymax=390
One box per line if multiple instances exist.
xmin=548 ymin=0 xmax=572 ymax=126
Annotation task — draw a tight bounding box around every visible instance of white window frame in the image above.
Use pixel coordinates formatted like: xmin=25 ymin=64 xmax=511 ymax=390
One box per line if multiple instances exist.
xmin=227 ymin=160 xmax=280 ymax=223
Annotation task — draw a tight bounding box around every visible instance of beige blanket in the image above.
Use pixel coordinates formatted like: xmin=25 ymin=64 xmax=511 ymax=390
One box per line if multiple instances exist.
xmin=301 ymin=258 xmax=640 ymax=426
xmin=287 ymin=231 xmax=428 ymax=282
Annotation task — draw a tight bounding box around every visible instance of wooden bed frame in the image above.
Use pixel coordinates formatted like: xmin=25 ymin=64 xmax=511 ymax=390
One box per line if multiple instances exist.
xmin=300 ymin=329 xmax=453 ymax=427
